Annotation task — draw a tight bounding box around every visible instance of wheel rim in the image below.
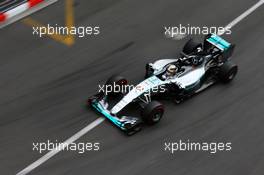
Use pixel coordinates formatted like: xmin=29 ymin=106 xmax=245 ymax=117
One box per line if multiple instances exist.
xmin=228 ymin=73 xmax=234 ymax=80
xmin=152 ymin=111 xmax=162 ymax=122
xmin=87 ymin=97 xmax=96 ymax=106
xmin=133 ymin=124 xmax=141 ymax=132
xmin=118 ymin=79 xmax=127 ymax=85
xmin=228 ymin=69 xmax=237 ymax=80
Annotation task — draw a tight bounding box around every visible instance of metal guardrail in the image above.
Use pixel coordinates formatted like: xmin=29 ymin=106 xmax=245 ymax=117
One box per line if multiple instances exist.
xmin=0 ymin=0 xmax=58 ymax=28
xmin=0 ymin=0 xmax=27 ymax=13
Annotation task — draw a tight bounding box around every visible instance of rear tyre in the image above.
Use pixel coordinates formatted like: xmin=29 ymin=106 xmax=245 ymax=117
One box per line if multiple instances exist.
xmin=141 ymin=101 xmax=164 ymax=125
xmin=218 ymin=61 xmax=238 ymax=83
xmin=182 ymin=39 xmax=202 ymax=54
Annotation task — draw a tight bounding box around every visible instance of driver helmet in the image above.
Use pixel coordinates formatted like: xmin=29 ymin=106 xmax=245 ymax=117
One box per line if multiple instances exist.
xmin=166 ymin=64 xmax=177 ymax=76
xmin=192 ymin=55 xmax=204 ymax=66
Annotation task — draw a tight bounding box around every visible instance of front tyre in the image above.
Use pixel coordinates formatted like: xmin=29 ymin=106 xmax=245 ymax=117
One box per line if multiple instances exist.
xmin=125 ymin=123 xmax=142 ymax=136
xmin=218 ymin=61 xmax=238 ymax=83
xmin=106 ymin=75 xmax=128 ymax=86
xmin=106 ymin=75 xmax=128 ymax=95
xmin=145 ymin=63 xmax=154 ymax=78
xmin=87 ymin=92 xmax=104 ymax=107
xmin=141 ymin=101 xmax=164 ymax=125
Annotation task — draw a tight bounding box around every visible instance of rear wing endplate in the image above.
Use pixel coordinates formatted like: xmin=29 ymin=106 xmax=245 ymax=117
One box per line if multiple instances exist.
xmin=205 ymin=34 xmax=235 ymax=59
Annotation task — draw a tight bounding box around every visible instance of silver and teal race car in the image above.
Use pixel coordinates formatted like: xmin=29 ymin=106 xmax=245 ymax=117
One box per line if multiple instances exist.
xmin=87 ymin=34 xmax=238 ymax=135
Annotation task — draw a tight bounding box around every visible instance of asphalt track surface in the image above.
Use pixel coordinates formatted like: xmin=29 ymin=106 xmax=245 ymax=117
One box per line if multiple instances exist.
xmin=0 ymin=0 xmax=264 ymax=174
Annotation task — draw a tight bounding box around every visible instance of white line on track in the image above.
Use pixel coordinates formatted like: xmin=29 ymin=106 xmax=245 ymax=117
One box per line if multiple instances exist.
xmin=16 ymin=0 xmax=264 ymax=175
xmin=16 ymin=117 xmax=105 ymax=175
xmin=219 ymin=0 xmax=264 ymax=35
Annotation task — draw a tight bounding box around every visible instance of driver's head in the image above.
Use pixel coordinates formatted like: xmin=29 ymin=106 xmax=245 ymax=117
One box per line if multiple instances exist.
xmin=167 ymin=64 xmax=177 ymax=76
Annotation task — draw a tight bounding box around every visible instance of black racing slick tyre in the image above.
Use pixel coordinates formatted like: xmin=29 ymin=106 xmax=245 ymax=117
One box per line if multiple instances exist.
xmin=106 ymin=75 xmax=128 ymax=86
xmin=87 ymin=93 xmax=103 ymax=107
xmin=125 ymin=123 xmax=142 ymax=136
xmin=145 ymin=63 xmax=154 ymax=78
xmin=87 ymin=96 xmax=97 ymax=106
xmin=141 ymin=101 xmax=164 ymax=125
xmin=182 ymin=39 xmax=202 ymax=55
xmin=106 ymin=75 xmax=128 ymax=95
xmin=219 ymin=61 xmax=238 ymax=83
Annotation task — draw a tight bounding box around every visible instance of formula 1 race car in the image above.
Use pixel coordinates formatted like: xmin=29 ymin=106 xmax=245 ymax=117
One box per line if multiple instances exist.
xmin=87 ymin=34 xmax=238 ymax=135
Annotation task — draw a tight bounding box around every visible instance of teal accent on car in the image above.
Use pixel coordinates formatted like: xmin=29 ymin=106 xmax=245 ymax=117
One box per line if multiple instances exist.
xmin=207 ymin=34 xmax=231 ymax=50
xmin=92 ymin=101 xmax=126 ymax=130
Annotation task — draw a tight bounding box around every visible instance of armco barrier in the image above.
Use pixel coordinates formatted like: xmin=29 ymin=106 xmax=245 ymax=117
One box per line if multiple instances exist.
xmin=0 ymin=0 xmax=44 ymax=23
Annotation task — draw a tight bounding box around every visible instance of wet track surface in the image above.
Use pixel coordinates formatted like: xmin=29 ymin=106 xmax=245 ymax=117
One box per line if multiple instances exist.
xmin=0 ymin=0 xmax=264 ymax=174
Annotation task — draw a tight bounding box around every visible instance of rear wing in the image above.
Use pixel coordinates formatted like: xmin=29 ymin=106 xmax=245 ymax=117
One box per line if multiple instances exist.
xmin=204 ymin=34 xmax=235 ymax=60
